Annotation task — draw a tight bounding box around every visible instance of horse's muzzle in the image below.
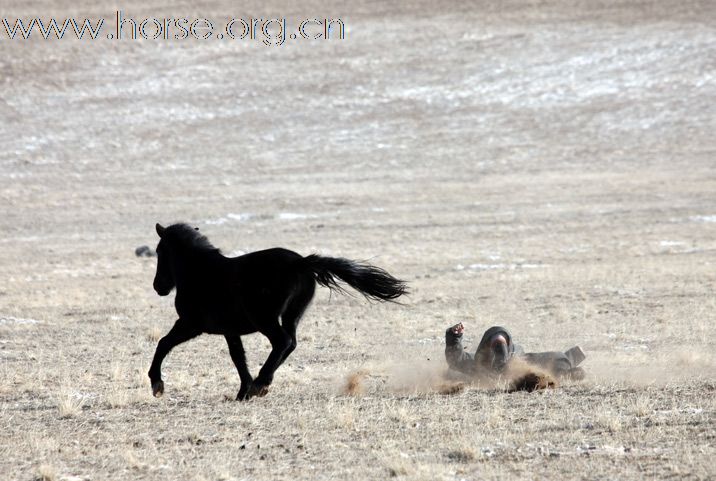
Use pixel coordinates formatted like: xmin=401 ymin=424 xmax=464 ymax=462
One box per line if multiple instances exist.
xmin=153 ymin=283 xmax=171 ymax=296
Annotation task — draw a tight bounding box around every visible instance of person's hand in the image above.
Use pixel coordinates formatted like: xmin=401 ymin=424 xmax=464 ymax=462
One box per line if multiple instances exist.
xmin=449 ymin=323 xmax=464 ymax=336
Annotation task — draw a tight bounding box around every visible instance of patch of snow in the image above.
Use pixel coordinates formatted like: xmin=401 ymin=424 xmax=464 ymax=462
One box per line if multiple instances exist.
xmin=601 ymin=445 xmax=630 ymax=455
xmin=480 ymin=447 xmax=496 ymax=458
xmin=227 ymin=213 xmax=254 ymax=222
xmin=71 ymin=391 xmax=98 ymax=400
xmin=204 ymin=213 xmax=254 ymax=225
xmin=459 ymin=263 xmax=545 ymax=271
xmin=415 ymin=337 xmax=438 ymax=345
xmin=0 ymin=316 xmax=41 ymax=325
xmin=656 ymin=408 xmax=704 ymax=416
xmin=659 ymin=240 xmax=685 ymax=246
xmin=577 ymin=444 xmax=597 ymax=454
xmin=0 ymin=236 xmax=42 ymax=244
xmin=561 ymin=245 xmax=591 ymax=253
xmin=277 ymin=212 xmax=316 ymax=220
xmin=690 ymin=215 xmax=716 ymax=223
xmin=468 ymin=263 xmax=507 ymax=270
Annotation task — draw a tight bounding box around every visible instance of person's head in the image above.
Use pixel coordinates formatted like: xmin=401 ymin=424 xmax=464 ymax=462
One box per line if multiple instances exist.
xmin=487 ymin=333 xmax=510 ymax=371
xmin=476 ymin=326 xmax=514 ymax=372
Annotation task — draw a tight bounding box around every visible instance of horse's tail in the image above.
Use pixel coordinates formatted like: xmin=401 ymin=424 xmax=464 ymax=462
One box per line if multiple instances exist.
xmin=302 ymin=254 xmax=407 ymax=302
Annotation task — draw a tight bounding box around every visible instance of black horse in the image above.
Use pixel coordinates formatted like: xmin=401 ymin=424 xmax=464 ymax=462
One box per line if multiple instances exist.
xmin=148 ymin=223 xmax=407 ymax=400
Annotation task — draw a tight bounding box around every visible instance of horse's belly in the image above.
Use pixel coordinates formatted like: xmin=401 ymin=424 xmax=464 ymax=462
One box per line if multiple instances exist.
xmin=201 ymin=312 xmax=255 ymax=336
xmin=202 ymin=320 xmax=227 ymax=335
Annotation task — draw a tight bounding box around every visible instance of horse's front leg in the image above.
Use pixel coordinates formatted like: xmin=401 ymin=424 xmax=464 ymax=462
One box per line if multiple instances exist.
xmin=148 ymin=319 xmax=200 ymax=397
xmin=224 ymin=334 xmax=254 ymax=400
xmin=248 ymin=323 xmax=292 ymax=398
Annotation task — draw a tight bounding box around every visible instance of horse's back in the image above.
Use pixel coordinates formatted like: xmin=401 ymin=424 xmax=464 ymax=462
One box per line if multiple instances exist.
xmin=231 ymin=247 xmax=303 ymax=270
xmin=229 ymin=247 xmax=311 ymax=287
xmin=233 ymin=247 xmax=303 ymax=260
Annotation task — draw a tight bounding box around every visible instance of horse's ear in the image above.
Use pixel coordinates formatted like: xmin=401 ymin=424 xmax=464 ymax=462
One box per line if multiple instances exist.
xmin=156 ymin=223 xmax=166 ymax=237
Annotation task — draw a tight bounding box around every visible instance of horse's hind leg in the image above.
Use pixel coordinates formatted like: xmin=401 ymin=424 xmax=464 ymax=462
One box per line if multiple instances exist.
xmin=224 ymin=334 xmax=254 ymax=401
xmin=247 ymin=321 xmax=292 ymax=398
xmin=277 ymin=283 xmax=315 ymax=369
xmin=148 ymin=319 xmax=201 ymax=397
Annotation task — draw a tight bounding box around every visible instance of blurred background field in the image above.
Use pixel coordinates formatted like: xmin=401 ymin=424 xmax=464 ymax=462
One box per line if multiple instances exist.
xmin=0 ymin=1 xmax=714 ymax=480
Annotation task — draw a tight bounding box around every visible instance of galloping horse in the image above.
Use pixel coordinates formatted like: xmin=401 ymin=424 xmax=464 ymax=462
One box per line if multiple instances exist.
xmin=148 ymin=223 xmax=407 ymax=400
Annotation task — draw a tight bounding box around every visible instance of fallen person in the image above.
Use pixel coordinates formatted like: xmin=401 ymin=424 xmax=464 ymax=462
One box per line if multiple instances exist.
xmin=445 ymin=323 xmax=586 ymax=390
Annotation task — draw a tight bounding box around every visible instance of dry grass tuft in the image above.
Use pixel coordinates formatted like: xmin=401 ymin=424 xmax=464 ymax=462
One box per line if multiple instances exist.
xmin=629 ymin=395 xmax=654 ymax=417
xmin=382 ymin=455 xmax=413 ymax=478
xmin=387 ymin=466 xmax=409 ymax=478
xmin=106 ymin=388 xmax=130 ymax=408
xmin=57 ymin=390 xmax=84 ymax=418
xmin=146 ymin=327 xmax=163 ymax=342
xmin=446 ymin=447 xmax=477 ymax=463
xmin=596 ymin=412 xmax=624 ymax=433
xmin=35 ymin=464 xmax=56 ymax=481
xmin=330 ymin=406 xmax=356 ymax=429
xmin=123 ymin=449 xmax=145 ymax=470
xmin=110 ymin=363 xmax=123 ymax=382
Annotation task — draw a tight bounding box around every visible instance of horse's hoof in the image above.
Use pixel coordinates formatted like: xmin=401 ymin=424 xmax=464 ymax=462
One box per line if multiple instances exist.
xmin=246 ymin=383 xmax=269 ymax=399
xmin=152 ymin=380 xmax=164 ymax=397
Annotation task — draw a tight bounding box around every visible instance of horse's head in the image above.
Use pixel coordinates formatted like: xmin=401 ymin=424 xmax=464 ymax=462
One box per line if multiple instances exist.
xmin=153 ymin=223 xmax=175 ymax=296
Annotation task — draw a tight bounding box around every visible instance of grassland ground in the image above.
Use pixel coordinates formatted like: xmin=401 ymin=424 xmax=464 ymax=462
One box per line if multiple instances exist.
xmin=1 ymin=0 xmax=715 ymax=480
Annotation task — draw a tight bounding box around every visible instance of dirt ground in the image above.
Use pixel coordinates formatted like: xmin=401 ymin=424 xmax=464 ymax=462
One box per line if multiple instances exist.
xmin=1 ymin=1 xmax=715 ymax=480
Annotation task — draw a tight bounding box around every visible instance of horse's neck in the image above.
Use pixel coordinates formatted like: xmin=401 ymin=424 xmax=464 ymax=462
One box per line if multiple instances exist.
xmin=174 ymin=250 xmax=223 ymax=287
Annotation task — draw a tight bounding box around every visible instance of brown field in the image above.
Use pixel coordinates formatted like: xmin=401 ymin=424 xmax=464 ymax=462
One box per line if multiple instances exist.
xmin=1 ymin=1 xmax=715 ymax=480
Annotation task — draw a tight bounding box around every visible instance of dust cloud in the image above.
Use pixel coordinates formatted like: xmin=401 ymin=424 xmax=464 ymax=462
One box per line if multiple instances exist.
xmin=341 ymin=357 xmax=559 ymax=396
xmin=341 ymin=345 xmax=716 ymax=396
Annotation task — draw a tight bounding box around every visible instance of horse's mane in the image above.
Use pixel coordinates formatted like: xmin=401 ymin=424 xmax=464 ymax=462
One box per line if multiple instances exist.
xmin=164 ymin=223 xmax=220 ymax=253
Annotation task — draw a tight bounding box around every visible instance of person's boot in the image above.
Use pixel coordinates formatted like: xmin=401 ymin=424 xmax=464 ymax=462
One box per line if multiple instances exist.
xmin=565 ymin=346 xmax=586 ymax=367
xmin=564 ymin=346 xmax=586 ymax=380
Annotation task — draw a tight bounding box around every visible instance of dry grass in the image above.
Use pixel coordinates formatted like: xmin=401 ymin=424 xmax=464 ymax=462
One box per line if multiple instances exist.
xmin=146 ymin=327 xmax=163 ymax=343
xmin=56 ymin=389 xmax=85 ymax=418
xmin=35 ymin=465 xmax=56 ymax=481
xmin=1 ymin=0 xmax=716 ymax=480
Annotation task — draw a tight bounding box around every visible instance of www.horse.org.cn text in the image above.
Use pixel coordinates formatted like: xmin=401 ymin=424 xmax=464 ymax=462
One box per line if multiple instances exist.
xmin=1 ymin=12 xmax=346 ymax=45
